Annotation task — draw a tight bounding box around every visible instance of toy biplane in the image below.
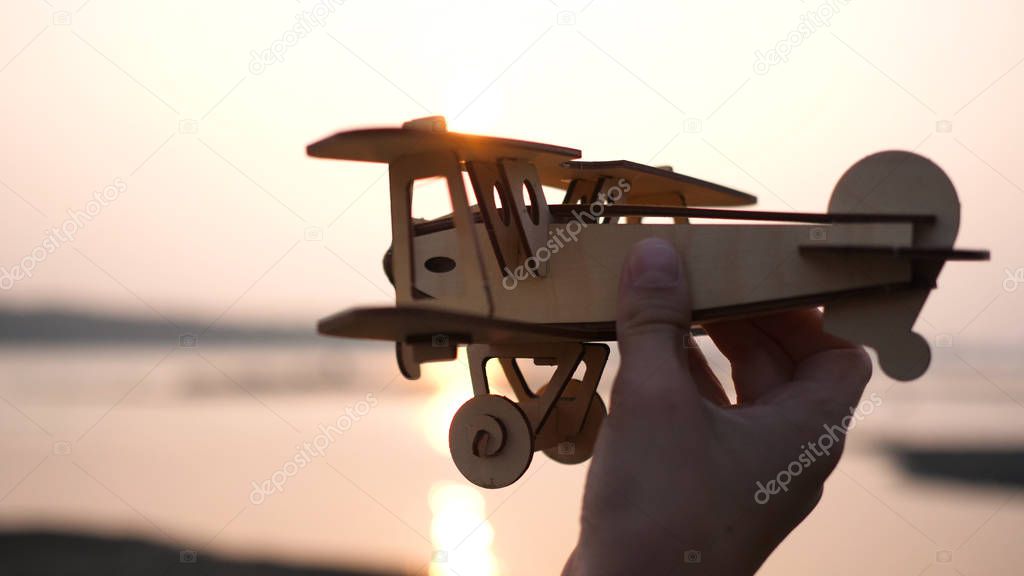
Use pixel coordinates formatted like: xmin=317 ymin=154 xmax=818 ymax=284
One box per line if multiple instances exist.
xmin=309 ymin=117 xmax=988 ymax=488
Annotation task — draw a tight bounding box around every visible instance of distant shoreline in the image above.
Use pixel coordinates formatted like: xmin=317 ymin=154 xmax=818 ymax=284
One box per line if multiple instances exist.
xmin=0 ymin=308 xmax=330 ymax=346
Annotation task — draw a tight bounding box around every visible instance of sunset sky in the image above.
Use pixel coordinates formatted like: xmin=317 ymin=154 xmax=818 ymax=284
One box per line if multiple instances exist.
xmin=1 ymin=0 xmax=1021 ymax=347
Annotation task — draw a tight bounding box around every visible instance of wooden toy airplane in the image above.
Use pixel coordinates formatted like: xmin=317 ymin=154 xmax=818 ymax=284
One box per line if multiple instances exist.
xmin=309 ymin=116 xmax=989 ymax=489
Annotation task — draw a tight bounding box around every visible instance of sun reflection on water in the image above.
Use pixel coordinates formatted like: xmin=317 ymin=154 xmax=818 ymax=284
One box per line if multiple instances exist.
xmin=428 ymin=482 xmax=499 ymax=576
xmin=420 ymin=352 xmax=501 ymax=575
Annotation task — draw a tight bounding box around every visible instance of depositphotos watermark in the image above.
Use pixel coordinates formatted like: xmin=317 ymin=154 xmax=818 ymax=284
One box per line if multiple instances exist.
xmin=501 ymin=178 xmax=631 ymax=290
xmin=754 ymin=392 xmax=882 ymax=504
xmin=249 ymin=0 xmax=346 ymax=75
xmin=249 ymin=392 xmax=377 ymax=504
xmin=1 ymin=177 xmax=127 ymax=291
xmin=1003 ymin=267 xmax=1024 ymax=292
xmin=753 ymin=0 xmax=853 ymax=75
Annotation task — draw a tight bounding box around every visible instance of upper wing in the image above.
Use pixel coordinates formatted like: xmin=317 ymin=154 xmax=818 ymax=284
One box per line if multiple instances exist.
xmin=307 ymin=127 xmax=580 ymax=165
xmin=537 ymin=159 xmax=757 ymax=207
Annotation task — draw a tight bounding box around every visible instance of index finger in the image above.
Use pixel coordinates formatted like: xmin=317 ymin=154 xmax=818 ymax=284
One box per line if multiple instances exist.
xmin=755 ymin=308 xmax=873 ymax=416
xmin=748 ymin=308 xmax=859 ymax=365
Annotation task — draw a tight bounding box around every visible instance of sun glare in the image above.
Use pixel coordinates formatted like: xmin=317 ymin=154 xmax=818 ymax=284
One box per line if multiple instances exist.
xmin=420 ymin=355 xmax=474 ymax=455
xmin=419 ymin=351 xmax=509 ymax=455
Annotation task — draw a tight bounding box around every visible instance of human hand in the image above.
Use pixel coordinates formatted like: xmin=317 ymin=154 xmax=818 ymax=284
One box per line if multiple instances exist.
xmin=564 ymin=238 xmax=873 ymax=575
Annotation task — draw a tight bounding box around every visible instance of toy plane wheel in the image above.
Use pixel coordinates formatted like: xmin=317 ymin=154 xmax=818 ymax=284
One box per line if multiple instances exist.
xmin=538 ymin=379 xmax=607 ymax=465
xmin=449 ymin=395 xmax=534 ymax=489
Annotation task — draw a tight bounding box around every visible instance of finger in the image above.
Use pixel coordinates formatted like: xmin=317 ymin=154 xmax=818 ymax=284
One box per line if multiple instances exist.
xmin=684 ymin=335 xmax=731 ymax=406
xmin=750 ymin=308 xmax=859 ymax=364
xmin=612 ymin=238 xmax=700 ymax=416
xmin=751 ymin=309 xmax=872 ymax=414
xmin=767 ymin=346 xmax=873 ymax=488
xmin=704 ymin=318 xmax=793 ymax=403
xmin=746 ymin=310 xmax=872 ymax=457
xmin=788 ymin=347 xmax=873 ymax=420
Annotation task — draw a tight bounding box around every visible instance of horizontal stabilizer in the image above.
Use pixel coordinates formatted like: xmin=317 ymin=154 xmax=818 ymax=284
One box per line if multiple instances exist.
xmin=801 ymin=245 xmax=990 ymax=261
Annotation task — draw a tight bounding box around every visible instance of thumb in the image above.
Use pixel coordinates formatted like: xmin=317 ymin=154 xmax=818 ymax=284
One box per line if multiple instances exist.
xmin=611 ymin=237 xmax=698 ymax=413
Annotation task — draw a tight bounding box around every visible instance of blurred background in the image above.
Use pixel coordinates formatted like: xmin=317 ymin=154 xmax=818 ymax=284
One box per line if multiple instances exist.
xmin=1 ymin=0 xmax=1022 ymax=574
